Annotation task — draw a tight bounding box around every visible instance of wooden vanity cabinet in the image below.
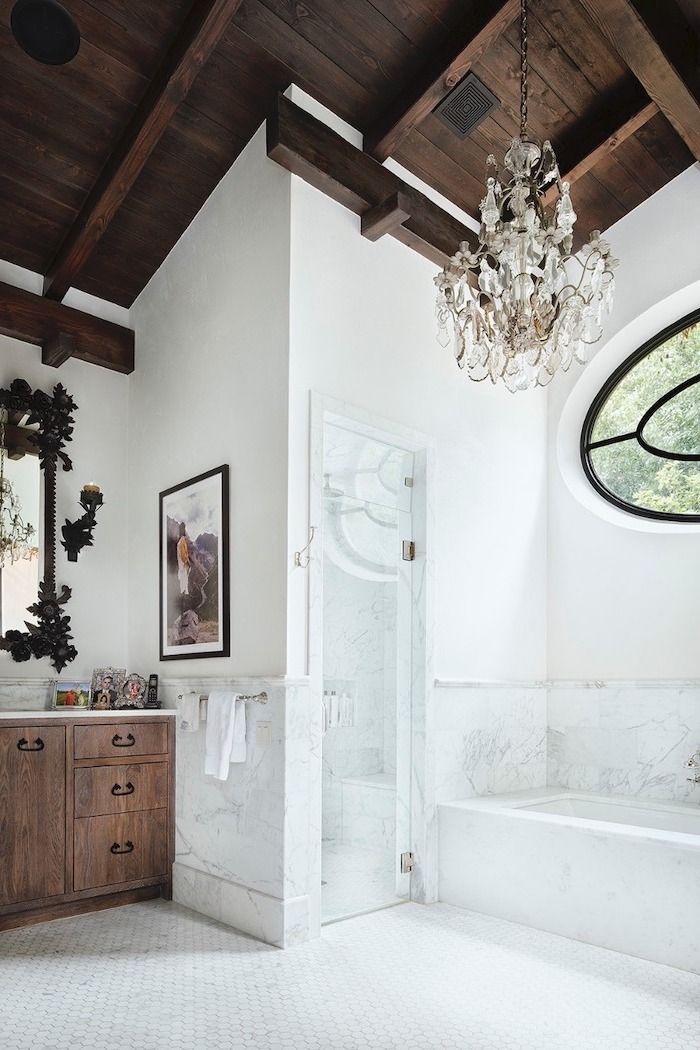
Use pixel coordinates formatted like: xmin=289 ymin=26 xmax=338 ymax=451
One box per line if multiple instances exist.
xmin=0 ymin=714 xmax=175 ymax=931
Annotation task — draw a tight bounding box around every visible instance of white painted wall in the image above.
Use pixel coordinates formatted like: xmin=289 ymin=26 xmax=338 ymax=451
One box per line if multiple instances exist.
xmin=128 ymin=126 xmax=291 ymax=677
xmin=0 ymin=335 xmax=129 ymax=679
xmin=287 ymin=179 xmax=548 ymax=682
xmin=548 ymin=166 xmax=700 ymax=679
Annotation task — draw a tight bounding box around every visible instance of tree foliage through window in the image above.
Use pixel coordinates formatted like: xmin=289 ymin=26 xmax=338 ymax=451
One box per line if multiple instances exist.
xmin=582 ymin=313 xmax=700 ymax=520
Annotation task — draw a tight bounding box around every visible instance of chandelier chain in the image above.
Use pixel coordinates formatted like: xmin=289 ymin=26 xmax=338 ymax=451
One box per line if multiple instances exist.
xmin=520 ymin=0 xmax=528 ymax=138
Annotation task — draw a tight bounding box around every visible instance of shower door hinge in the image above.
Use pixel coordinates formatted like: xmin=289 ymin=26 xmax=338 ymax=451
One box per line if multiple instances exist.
xmin=400 ymin=851 xmax=414 ymax=874
xmin=402 ymin=540 xmax=416 ymax=562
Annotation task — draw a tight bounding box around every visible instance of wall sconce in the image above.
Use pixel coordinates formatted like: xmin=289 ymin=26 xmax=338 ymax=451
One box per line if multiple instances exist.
xmin=61 ymin=483 xmax=103 ymax=562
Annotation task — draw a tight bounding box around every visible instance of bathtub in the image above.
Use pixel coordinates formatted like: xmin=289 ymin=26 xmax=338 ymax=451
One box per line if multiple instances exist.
xmin=438 ymin=789 xmax=700 ymax=973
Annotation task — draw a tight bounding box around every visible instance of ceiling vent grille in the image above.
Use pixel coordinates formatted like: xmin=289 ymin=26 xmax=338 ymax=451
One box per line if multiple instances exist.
xmin=434 ymin=73 xmax=500 ymax=139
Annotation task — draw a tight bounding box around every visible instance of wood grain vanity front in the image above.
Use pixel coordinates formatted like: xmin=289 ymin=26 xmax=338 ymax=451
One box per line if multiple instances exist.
xmin=74 ymin=809 xmax=168 ymax=890
xmin=74 ymin=721 xmax=167 ymax=760
xmin=0 ymin=714 xmax=174 ymax=931
xmin=74 ymin=762 xmax=168 ymax=818
xmin=0 ymin=726 xmax=66 ymax=906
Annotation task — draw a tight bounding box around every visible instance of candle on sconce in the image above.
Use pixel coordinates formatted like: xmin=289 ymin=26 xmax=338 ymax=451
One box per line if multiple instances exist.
xmin=82 ymin=482 xmax=101 ymax=494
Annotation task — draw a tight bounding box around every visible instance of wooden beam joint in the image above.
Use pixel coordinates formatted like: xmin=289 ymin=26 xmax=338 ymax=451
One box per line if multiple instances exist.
xmin=42 ymin=331 xmax=76 ymax=369
xmin=267 ymin=94 xmax=477 ymax=270
xmin=361 ymin=192 xmax=411 ymax=241
xmin=0 ymin=281 xmax=134 ymax=374
xmin=579 ymin=0 xmax=700 ymax=161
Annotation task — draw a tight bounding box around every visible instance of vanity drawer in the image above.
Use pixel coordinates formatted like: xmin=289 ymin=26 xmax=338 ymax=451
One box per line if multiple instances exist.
xmin=74 ymin=810 xmax=168 ymax=891
xmin=74 ymin=722 xmax=167 ymax=760
xmin=74 ymin=762 xmax=168 ymax=818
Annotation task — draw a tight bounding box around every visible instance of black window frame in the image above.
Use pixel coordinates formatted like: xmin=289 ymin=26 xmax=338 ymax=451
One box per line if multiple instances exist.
xmin=580 ymin=306 xmax=700 ymax=523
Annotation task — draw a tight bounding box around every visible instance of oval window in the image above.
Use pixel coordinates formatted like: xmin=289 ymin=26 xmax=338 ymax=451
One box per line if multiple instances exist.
xmin=581 ymin=309 xmax=700 ymax=522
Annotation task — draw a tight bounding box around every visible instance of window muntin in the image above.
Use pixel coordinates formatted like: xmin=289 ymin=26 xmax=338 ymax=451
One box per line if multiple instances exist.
xmin=581 ymin=311 xmax=700 ymax=521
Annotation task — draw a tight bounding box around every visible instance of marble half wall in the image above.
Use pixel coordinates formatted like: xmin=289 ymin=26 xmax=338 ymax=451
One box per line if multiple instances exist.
xmin=167 ymin=676 xmax=313 ymax=949
xmin=548 ymin=682 xmax=700 ymax=803
xmin=0 ymin=677 xmax=55 ymax=710
xmin=433 ymin=682 xmax=548 ymax=805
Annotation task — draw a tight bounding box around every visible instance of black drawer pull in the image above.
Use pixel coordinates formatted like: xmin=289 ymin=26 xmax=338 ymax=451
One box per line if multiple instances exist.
xmin=110 ymin=840 xmax=134 ymax=855
xmin=17 ymin=737 xmax=44 ymax=752
xmin=112 ymin=733 xmax=135 ymax=748
xmin=111 ymin=781 xmax=135 ymax=797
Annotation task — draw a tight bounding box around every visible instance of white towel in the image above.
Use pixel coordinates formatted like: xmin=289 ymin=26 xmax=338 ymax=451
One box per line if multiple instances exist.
xmin=230 ymin=698 xmax=247 ymax=764
xmin=178 ymin=690 xmax=200 ymax=733
xmin=204 ymin=690 xmax=247 ymax=779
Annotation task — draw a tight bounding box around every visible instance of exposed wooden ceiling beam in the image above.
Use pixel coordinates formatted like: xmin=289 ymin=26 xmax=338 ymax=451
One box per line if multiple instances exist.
xmin=267 ymin=94 xmax=478 ymax=269
xmin=544 ymin=98 xmax=659 ymax=205
xmin=365 ymin=0 xmax=520 ymax=162
xmin=0 ymin=282 xmax=134 ymax=374
xmin=42 ymin=0 xmax=244 ymax=303
xmin=579 ymin=0 xmax=700 ymax=160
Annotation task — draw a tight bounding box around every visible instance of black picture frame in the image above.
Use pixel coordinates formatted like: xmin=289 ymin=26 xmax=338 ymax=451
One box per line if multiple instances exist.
xmin=159 ymin=464 xmax=230 ymax=661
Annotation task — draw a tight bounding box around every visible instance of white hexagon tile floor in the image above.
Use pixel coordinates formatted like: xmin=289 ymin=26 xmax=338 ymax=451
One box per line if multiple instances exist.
xmin=1 ymin=900 xmax=698 ymax=1050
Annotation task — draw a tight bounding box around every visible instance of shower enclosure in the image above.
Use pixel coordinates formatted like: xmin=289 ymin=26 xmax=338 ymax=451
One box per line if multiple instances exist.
xmin=320 ymin=420 xmax=414 ymax=923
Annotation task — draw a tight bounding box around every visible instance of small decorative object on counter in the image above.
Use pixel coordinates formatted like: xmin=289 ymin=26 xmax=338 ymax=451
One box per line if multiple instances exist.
xmin=52 ymin=680 xmax=90 ymax=709
xmin=89 ymin=667 xmax=126 ymax=710
xmin=144 ymin=673 xmax=160 ymax=709
xmin=118 ymin=672 xmax=147 ymax=709
xmin=61 ymin=482 xmax=103 ymax=562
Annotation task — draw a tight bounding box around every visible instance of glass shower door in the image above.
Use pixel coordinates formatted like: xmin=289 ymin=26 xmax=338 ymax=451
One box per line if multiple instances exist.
xmin=320 ymin=422 xmax=413 ymax=923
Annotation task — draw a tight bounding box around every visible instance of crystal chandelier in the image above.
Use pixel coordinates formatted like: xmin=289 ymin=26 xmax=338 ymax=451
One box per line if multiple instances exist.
xmin=435 ymin=0 xmax=618 ymax=392
xmin=0 ymin=409 xmax=37 ymax=567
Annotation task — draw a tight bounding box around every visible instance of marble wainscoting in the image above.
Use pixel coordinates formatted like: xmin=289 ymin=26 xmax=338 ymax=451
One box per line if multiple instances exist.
xmin=548 ymin=682 xmax=700 ymax=803
xmin=167 ymin=676 xmax=314 ymax=949
xmin=433 ymin=681 xmax=547 ymax=805
xmin=0 ymin=677 xmax=55 ymax=710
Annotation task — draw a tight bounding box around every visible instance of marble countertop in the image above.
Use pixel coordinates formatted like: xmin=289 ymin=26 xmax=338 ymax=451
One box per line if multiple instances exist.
xmin=0 ymin=708 xmax=177 ymax=719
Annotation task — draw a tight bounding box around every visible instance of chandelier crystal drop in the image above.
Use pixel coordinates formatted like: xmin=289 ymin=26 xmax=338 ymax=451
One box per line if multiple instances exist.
xmin=0 ymin=409 xmax=37 ymax=567
xmin=435 ymin=0 xmax=618 ymax=393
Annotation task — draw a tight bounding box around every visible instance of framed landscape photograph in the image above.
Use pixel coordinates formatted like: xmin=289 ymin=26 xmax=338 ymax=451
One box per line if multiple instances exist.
xmin=52 ymin=681 xmax=91 ymax=709
xmin=159 ymin=464 xmax=230 ymax=660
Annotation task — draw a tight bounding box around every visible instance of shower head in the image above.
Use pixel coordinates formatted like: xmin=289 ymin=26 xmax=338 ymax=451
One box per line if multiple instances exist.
xmin=323 ymin=474 xmax=344 ymax=499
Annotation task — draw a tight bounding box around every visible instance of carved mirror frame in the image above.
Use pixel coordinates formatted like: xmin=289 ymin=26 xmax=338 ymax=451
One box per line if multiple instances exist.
xmin=0 ymin=378 xmax=78 ymax=672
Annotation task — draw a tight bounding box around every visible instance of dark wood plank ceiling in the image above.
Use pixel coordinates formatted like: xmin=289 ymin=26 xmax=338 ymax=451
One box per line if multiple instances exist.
xmin=0 ymin=0 xmax=696 ymax=308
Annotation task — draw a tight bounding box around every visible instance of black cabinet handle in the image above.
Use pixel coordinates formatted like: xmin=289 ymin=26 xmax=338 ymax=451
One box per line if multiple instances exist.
xmin=112 ymin=733 xmax=135 ymax=748
xmin=17 ymin=737 xmax=44 ymax=752
xmin=111 ymin=781 xmax=135 ymax=797
xmin=110 ymin=841 xmax=134 ymax=855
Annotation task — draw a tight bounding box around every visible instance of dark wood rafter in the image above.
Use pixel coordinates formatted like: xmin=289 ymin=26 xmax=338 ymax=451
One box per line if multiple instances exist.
xmin=579 ymin=0 xmax=700 ymax=161
xmin=365 ymin=0 xmax=520 ymax=162
xmin=0 ymin=282 xmax=134 ymax=374
xmin=544 ymin=98 xmax=659 ymax=205
xmin=267 ymin=94 xmax=478 ymax=268
xmin=42 ymin=0 xmax=244 ymax=303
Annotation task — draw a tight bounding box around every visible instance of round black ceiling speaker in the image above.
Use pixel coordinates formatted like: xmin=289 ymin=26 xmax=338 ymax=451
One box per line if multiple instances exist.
xmin=10 ymin=0 xmax=80 ymax=65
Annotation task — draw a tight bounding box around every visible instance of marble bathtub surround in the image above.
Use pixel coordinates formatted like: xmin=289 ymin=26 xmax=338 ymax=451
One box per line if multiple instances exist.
xmin=439 ymin=789 xmax=700 ymax=973
xmin=433 ymin=683 xmax=547 ymax=805
xmin=547 ymin=682 xmax=700 ymax=803
xmin=433 ymin=680 xmax=700 ymax=809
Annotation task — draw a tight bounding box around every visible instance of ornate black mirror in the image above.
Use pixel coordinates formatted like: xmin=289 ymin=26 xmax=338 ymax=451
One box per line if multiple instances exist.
xmin=0 ymin=378 xmax=78 ymax=671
